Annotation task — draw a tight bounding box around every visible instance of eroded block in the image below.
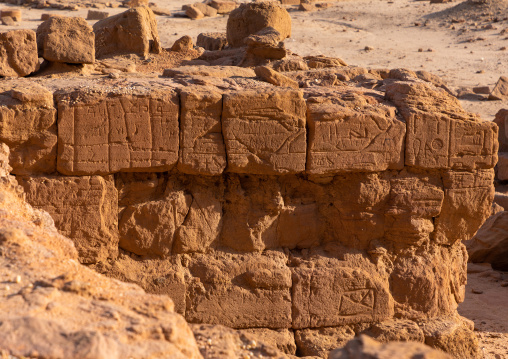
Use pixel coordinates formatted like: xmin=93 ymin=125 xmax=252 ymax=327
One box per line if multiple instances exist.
xmin=222 ymin=89 xmax=307 ymax=174
xmin=18 ymin=175 xmax=118 ymax=264
xmin=185 ymin=251 xmax=292 ymax=329
xmin=0 ymin=84 xmax=57 ymax=174
xmin=178 ymin=88 xmax=226 ymax=175
xmin=57 ymin=90 xmax=179 ymax=175
xmin=306 ymin=90 xmax=405 ymax=174
xmin=433 ymin=169 xmax=495 ymax=245
xmin=292 ymin=266 xmax=392 ymax=329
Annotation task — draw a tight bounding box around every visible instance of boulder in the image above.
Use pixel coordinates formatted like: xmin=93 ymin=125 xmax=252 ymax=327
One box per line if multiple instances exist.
xmin=86 ymin=9 xmax=109 ymax=20
xmin=255 ymin=66 xmax=299 ymax=89
xmin=36 ymin=17 xmax=95 ymax=64
xmin=226 ymin=2 xmax=291 ymax=48
xmin=489 ymin=76 xmax=508 ymax=100
xmin=185 ymin=5 xmax=204 ymax=20
xmin=209 ymin=0 xmax=237 ymax=14
xmin=193 ymin=2 xmax=217 ymax=17
xmin=0 ymin=9 xmax=21 ymax=21
xmin=197 ymin=32 xmax=228 ymax=51
xmin=171 ymin=35 xmax=193 ymax=51
xmin=93 ymin=7 xmax=161 ymax=58
xmin=0 ymin=30 xmax=38 ymax=77
xmin=466 ymin=210 xmax=508 ymax=271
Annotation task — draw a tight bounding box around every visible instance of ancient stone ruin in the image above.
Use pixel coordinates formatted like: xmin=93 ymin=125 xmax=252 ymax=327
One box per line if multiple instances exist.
xmin=0 ymin=1 xmax=502 ymax=358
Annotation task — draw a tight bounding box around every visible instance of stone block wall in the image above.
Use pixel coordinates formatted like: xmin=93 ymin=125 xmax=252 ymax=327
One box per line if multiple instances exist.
xmin=2 ymin=75 xmax=496 ymax=358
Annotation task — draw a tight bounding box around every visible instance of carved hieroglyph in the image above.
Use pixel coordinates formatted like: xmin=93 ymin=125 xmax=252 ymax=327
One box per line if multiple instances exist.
xmin=57 ymin=91 xmax=179 ymax=175
xmin=306 ymin=90 xmax=405 ymax=174
xmin=292 ymin=266 xmax=392 ymax=329
xmin=222 ymin=89 xmax=307 ymax=174
xmin=178 ymin=88 xmax=226 ymax=175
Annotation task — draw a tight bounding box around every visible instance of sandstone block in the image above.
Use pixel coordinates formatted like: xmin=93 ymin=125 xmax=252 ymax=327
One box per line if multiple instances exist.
xmin=0 ymin=84 xmax=57 ymax=174
xmin=0 ymin=9 xmax=21 ymax=21
xmin=196 ymin=32 xmax=228 ymax=51
xmin=291 ymin=266 xmax=393 ymax=329
xmin=209 ymin=0 xmax=237 ymax=14
xmin=36 ymin=17 xmax=95 ymax=64
xmin=466 ymin=210 xmax=508 ymax=271
xmin=118 ymin=174 xmax=223 ymax=256
xmin=364 ymin=319 xmax=425 ymax=343
xmin=0 ymin=30 xmax=38 ymax=77
xmin=193 ymin=2 xmax=217 ymax=17
xmin=255 ymin=66 xmax=299 ymax=89
xmin=171 ymin=35 xmax=193 ymax=52
xmin=494 ymin=108 xmax=508 ymax=152
xmin=222 ymin=89 xmax=307 ymax=174
xmin=226 ymin=2 xmax=291 ymax=47
xmin=56 ymin=90 xmax=179 ymax=175
xmin=185 ymin=5 xmax=204 ymax=20
xmin=295 ymin=326 xmax=356 ymax=357
xmin=386 ymin=81 xmax=497 ymax=171
xmin=18 ymin=175 xmax=118 ymax=264
xmin=240 ymin=328 xmax=296 ymax=355
xmin=488 ymin=76 xmax=508 ymax=101
xmin=93 ymin=7 xmax=161 ymax=58
xmin=87 ymin=10 xmax=109 ymax=20
xmin=178 ymin=88 xmax=226 ymax=175
xmin=306 ymin=89 xmax=405 ymax=174
xmin=433 ymin=169 xmax=494 ymax=245
xmin=185 ymin=252 xmax=292 ymax=329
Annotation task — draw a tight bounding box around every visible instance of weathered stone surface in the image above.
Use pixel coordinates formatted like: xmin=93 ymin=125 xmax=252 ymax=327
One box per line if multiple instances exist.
xmin=117 ymin=174 xmax=223 ymax=256
xmin=209 ymin=0 xmax=237 ymax=14
xmin=178 ymin=88 xmax=226 ymax=175
xmin=433 ymin=169 xmax=495 ymax=245
xmin=222 ymin=89 xmax=306 ymax=174
xmin=56 ymin=89 xmax=179 ymax=175
xmin=488 ymin=76 xmax=508 ymax=101
xmin=93 ymin=7 xmax=161 ymax=58
xmin=364 ymin=319 xmax=425 ymax=343
xmin=193 ymin=2 xmax=218 ymax=17
xmin=494 ymin=109 xmax=508 ymax=151
xmin=226 ymin=2 xmax=291 ymax=48
xmin=240 ymin=328 xmax=296 ymax=355
xmin=295 ymin=326 xmax=356 ymax=357
xmin=186 ymin=5 xmax=204 ymax=20
xmin=18 ymin=175 xmax=118 ymax=264
xmin=37 ymin=17 xmax=95 ymax=64
xmin=171 ymin=35 xmax=193 ymax=52
xmin=0 ymin=30 xmax=38 ymax=77
xmin=386 ymin=80 xmax=498 ymax=171
xmin=329 ymin=335 xmax=453 ymax=359
xmin=466 ymin=210 xmax=508 ymax=271
xmin=419 ymin=315 xmax=482 ymax=359
xmin=197 ymin=32 xmax=228 ymax=51
xmin=292 ymin=265 xmax=393 ymax=329
xmin=87 ymin=9 xmax=109 ymax=20
xmin=185 ymin=251 xmax=292 ymax=329
xmin=255 ymin=65 xmax=299 ymax=89
xmin=497 ymin=152 xmax=508 ymax=180
xmin=0 ymin=147 xmax=202 ymax=359
xmin=0 ymin=84 xmax=57 ymax=174
xmin=306 ymin=88 xmax=405 ymax=174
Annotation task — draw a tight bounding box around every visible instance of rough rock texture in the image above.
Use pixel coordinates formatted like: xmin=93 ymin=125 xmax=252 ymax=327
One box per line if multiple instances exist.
xmin=196 ymin=32 xmax=228 ymax=51
xmin=329 ymin=335 xmax=453 ymax=359
xmin=494 ymin=109 xmax=508 ymax=180
xmin=255 ymin=66 xmax=299 ymax=89
xmin=56 ymin=87 xmax=179 ymax=175
xmin=466 ymin=210 xmax=508 ymax=271
xmin=93 ymin=7 xmax=161 ymax=58
xmin=36 ymin=16 xmax=95 ymax=64
xmin=0 ymin=144 xmax=202 ymax=359
xmin=4 ymin=72 xmax=494 ymax=359
xmin=0 ymin=83 xmax=57 ymax=174
xmin=0 ymin=29 xmax=38 ymax=77
xmin=489 ymin=76 xmax=508 ymax=101
xmin=226 ymin=2 xmax=291 ymax=48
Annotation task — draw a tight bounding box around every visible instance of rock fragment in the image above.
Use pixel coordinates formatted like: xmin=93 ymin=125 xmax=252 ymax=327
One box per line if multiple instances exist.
xmin=0 ymin=30 xmax=38 ymax=77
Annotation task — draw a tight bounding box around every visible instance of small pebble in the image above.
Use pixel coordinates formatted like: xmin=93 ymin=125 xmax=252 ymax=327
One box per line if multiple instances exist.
xmin=472 ymin=289 xmax=483 ymax=294
xmin=15 ymin=275 xmax=21 ymax=283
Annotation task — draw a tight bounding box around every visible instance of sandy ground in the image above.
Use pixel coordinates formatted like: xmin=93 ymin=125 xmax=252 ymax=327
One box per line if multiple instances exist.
xmin=1 ymin=0 xmax=507 ymax=357
xmin=460 ymin=266 xmax=508 ymax=359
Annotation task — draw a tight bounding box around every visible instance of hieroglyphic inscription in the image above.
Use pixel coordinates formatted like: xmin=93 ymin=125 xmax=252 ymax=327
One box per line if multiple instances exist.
xmin=178 ymin=89 xmax=226 ymax=175
xmin=222 ymin=89 xmax=306 ymax=175
xmin=406 ymin=115 xmax=497 ymax=171
xmin=57 ymin=91 xmax=179 ymax=175
xmin=307 ymin=102 xmax=405 ymax=174
xmin=291 ymin=266 xmax=392 ymax=329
